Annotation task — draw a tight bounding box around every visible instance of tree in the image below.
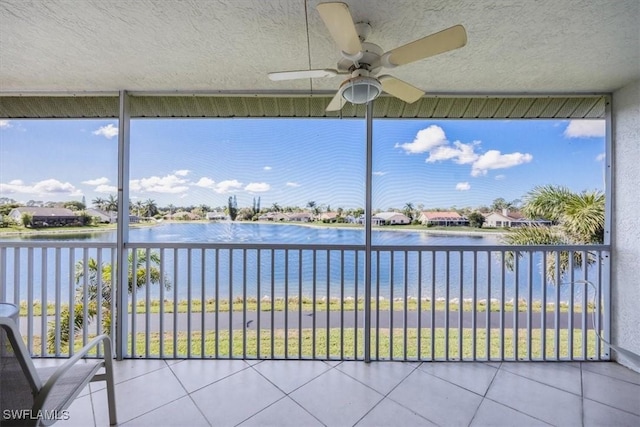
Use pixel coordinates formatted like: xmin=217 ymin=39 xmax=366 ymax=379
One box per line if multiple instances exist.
xmin=490 ymin=197 xmax=512 ymax=212
xmin=48 ymin=250 xmax=169 ymax=351
xmin=503 ymin=185 xmax=605 ymax=281
xmin=64 ymin=200 xmax=86 ymax=211
xmin=403 ymin=203 xmax=415 ymax=221
xmin=468 ymin=212 xmax=485 ymax=228
xmin=21 ymin=212 xmax=33 ymax=228
xmin=105 ymin=194 xmax=118 ymax=212
xmin=133 ymin=200 xmax=144 ymax=217
xmin=227 ymin=196 xmax=238 ymax=220
xmin=92 ymin=197 xmax=105 ymax=210
xmin=144 ymin=199 xmax=158 ymax=217
xmin=271 ymin=202 xmax=281 ymax=212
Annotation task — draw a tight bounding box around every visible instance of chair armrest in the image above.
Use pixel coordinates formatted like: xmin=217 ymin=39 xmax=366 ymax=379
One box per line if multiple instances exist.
xmin=33 ymin=335 xmax=114 ymax=413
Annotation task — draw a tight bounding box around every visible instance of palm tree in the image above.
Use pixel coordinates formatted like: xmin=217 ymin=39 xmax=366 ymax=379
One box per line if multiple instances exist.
xmin=403 ymin=203 xmax=415 ymax=221
xmin=48 ymin=249 xmax=169 ymax=351
xmin=271 ymin=203 xmax=281 ymax=212
xmin=144 ymin=199 xmax=158 ymax=217
xmin=92 ymin=197 xmax=105 ymax=210
xmin=133 ymin=200 xmax=144 ymax=217
xmin=105 ymin=194 xmax=118 ymax=212
xmin=503 ymin=185 xmax=605 ymax=281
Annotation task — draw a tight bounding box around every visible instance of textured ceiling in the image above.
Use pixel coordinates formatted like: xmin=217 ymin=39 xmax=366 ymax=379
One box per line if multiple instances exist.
xmin=1 ymin=0 xmax=638 ymax=96
xmin=0 ymin=0 xmax=640 ymax=94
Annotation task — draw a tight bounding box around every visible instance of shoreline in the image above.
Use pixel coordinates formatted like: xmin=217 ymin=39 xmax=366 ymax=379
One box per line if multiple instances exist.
xmin=0 ymin=219 xmax=507 ymax=239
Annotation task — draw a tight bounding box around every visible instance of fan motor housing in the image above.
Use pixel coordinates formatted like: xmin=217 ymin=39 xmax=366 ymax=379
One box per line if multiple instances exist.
xmin=337 ymin=42 xmax=383 ymax=74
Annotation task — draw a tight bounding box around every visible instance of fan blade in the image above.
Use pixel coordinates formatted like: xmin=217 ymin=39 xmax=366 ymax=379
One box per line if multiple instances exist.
xmin=269 ymin=69 xmax=339 ymax=81
xmin=383 ymin=25 xmax=467 ymax=67
xmin=326 ymin=91 xmax=346 ymax=111
xmin=317 ymin=2 xmax=362 ymax=56
xmin=379 ymin=75 xmax=424 ymax=103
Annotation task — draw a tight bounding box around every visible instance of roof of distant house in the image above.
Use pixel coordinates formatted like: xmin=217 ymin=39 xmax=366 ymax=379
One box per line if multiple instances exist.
xmin=376 ymin=212 xmax=410 ymax=220
xmin=11 ymin=207 xmax=76 ymax=217
xmin=420 ymin=211 xmax=463 ymax=220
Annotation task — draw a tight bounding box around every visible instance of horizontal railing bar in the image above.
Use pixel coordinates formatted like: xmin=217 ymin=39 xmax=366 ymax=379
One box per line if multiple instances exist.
xmin=0 ymin=241 xmax=610 ymax=252
xmin=0 ymin=242 xmax=116 ymax=249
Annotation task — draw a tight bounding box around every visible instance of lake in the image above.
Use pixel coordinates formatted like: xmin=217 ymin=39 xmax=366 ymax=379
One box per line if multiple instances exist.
xmin=1 ymin=223 xmax=596 ymax=303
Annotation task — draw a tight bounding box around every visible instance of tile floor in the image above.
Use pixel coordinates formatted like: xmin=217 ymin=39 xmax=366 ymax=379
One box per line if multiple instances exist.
xmin=32 ymin=358 xmax=640 ymax=426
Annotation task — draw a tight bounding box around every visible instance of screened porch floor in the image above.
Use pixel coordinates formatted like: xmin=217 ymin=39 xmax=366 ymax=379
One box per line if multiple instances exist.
xmin=35 ymin=358 xmax=640 ymax=426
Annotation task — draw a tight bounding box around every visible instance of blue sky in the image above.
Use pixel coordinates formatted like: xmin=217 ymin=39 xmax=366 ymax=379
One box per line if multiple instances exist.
xmin=0 ymin=117 xmax=605 ymax=211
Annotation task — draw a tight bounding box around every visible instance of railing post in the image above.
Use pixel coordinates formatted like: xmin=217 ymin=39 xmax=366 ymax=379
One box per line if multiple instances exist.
xmin=116 ymin=90 xmax=131 ymax=360
xmin=364 ymin=101 xmax=374 ymax=362
xmin=602 ymin=95 xmax=613 ymax=358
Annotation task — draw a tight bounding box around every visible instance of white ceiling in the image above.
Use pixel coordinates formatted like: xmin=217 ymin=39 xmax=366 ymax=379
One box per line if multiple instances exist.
xmin=1 ymin=0 xmax=639 ymax=96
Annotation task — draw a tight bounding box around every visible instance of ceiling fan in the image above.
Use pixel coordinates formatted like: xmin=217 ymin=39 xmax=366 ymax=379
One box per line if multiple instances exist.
xmin=268 ymin=2 xmax=467 ymax=111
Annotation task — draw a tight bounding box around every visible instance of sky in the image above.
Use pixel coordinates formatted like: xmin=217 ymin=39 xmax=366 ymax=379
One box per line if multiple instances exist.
xmin=0 ymin=117 xmax=605 ymax=211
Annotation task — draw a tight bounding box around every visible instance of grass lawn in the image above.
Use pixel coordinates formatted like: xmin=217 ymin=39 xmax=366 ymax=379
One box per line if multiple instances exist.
xmin=21 ymin=297 xmax=595 ymax=317
xmin=32 ymin=328 xmax=598 ymax=360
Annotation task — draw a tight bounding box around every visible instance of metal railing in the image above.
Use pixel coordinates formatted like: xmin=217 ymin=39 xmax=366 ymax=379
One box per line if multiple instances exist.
xmin=0 ymin=241 xmax=610 ymax=361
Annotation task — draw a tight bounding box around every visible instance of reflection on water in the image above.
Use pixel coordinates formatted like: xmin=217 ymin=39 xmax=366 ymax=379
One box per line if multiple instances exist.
xmin=3 ymin=223 xmax=599 ymax=303
xmin=1 ymin=223 xmax=502 ymax=245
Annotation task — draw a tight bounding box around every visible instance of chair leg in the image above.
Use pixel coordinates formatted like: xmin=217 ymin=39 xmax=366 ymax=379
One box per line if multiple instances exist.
xmin=106 ymin=371 xmax=117 ymax=425
xmin=103 ymin=338 xmax=118 ymax=425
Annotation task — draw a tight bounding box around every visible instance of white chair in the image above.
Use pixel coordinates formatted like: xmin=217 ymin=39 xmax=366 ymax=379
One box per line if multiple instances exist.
xmin=0 ymin=312 xmax=117 ymax=426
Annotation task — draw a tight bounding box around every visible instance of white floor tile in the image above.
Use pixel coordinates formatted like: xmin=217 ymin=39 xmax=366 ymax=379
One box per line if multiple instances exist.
xmin=90 ymin=358 xmax=168 ymax=392
xmin=56 ymin=394 xmax=95 ymax=427
xmin=500 ymin=362 xmax=582 ymax=395
xmin=419 ymin=362 xmax=498 ymax=396
xmin=470 ymin=398 xmax=550 ymax=426
xmin=251 ymin=360 xmax=331 ymax=393
xmin=190 ymin=367 xmax=285 ymax=426
xmin=91 ymin=366 xmax=187 ymax=424
xmin=356 ymin=398 xmax=437 ymax=426
xmin=169 ymin=359 xmax=250 ymax=392
xmin=290 ymin=369 xmax=384 ymax=426
xmin=121 ymin=396 xmax=210 ymax=426
xmin=486 ymin=370 xmax=582 ymax=426
xmin=582 ymin=362 xmax=640 ymax=385
xmin=582 ymin=370 xmax=640 ymax=415
xmin=387 ymin=369 xmax=483 ymax=426
xmin=239 ymin=396 xmax=323 ymax=426
xmin=583 ymin=398 xmax=640 ymax=427
xmin=337 ymin=361 xmax=417 ymax=395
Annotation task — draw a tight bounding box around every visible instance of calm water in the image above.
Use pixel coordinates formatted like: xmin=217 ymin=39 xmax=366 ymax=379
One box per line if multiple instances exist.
xmin=1 ymin=223 xmax=596 ymax=303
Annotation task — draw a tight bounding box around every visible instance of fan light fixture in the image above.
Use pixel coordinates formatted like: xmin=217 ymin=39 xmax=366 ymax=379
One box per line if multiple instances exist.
xmin=340 ymin=76 xmax=382 ymax=104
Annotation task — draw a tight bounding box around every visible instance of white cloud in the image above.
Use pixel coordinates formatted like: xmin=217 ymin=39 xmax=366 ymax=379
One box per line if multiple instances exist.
xmin=494 ymin=174 xmax=506 ymax=180
xmin=92 ymin=123 xmax=119 ymax=139
xmin=595 ymin=153 xmax=606 ymax=161
xmin=0 ymin=178 xmax=81 ymax=196
xmin=194 ymin=177 xmax=217 ymax=189
xmin=563 ymin=120 xmax=605 ymax=138
xmin=94 ymin=184 xmax=117 ymax=193
xmin=0 ymin=120 xmax=12 ymax=129
xmin=245 ymin=182 xmax=271 ymax=192
xmin=471 ymin=150 xmax=533 ymax=177
xmin=426 ymin=141 xmax=480 ymax=164
xmin=456 ymin=182 xmax=471 ymax=191
xmin=373 ymin=171 xmax=387 ymax=176
xmin=213 ymin=179 xmax=243 ymax=194
xmin=286 ymin=182 xmax=301 ymax=187
xmin=82 ymin=177 xmax=110 ymax=186
xmin=174 ymin=169 xmax=190 ymax=176
xmin=129 ymin=173 xmax=189 ymax=194
xmin=395 ymin=125 xmax=447 ymax=154
xmin=263 ymin=166 xmax=272 ymax=171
